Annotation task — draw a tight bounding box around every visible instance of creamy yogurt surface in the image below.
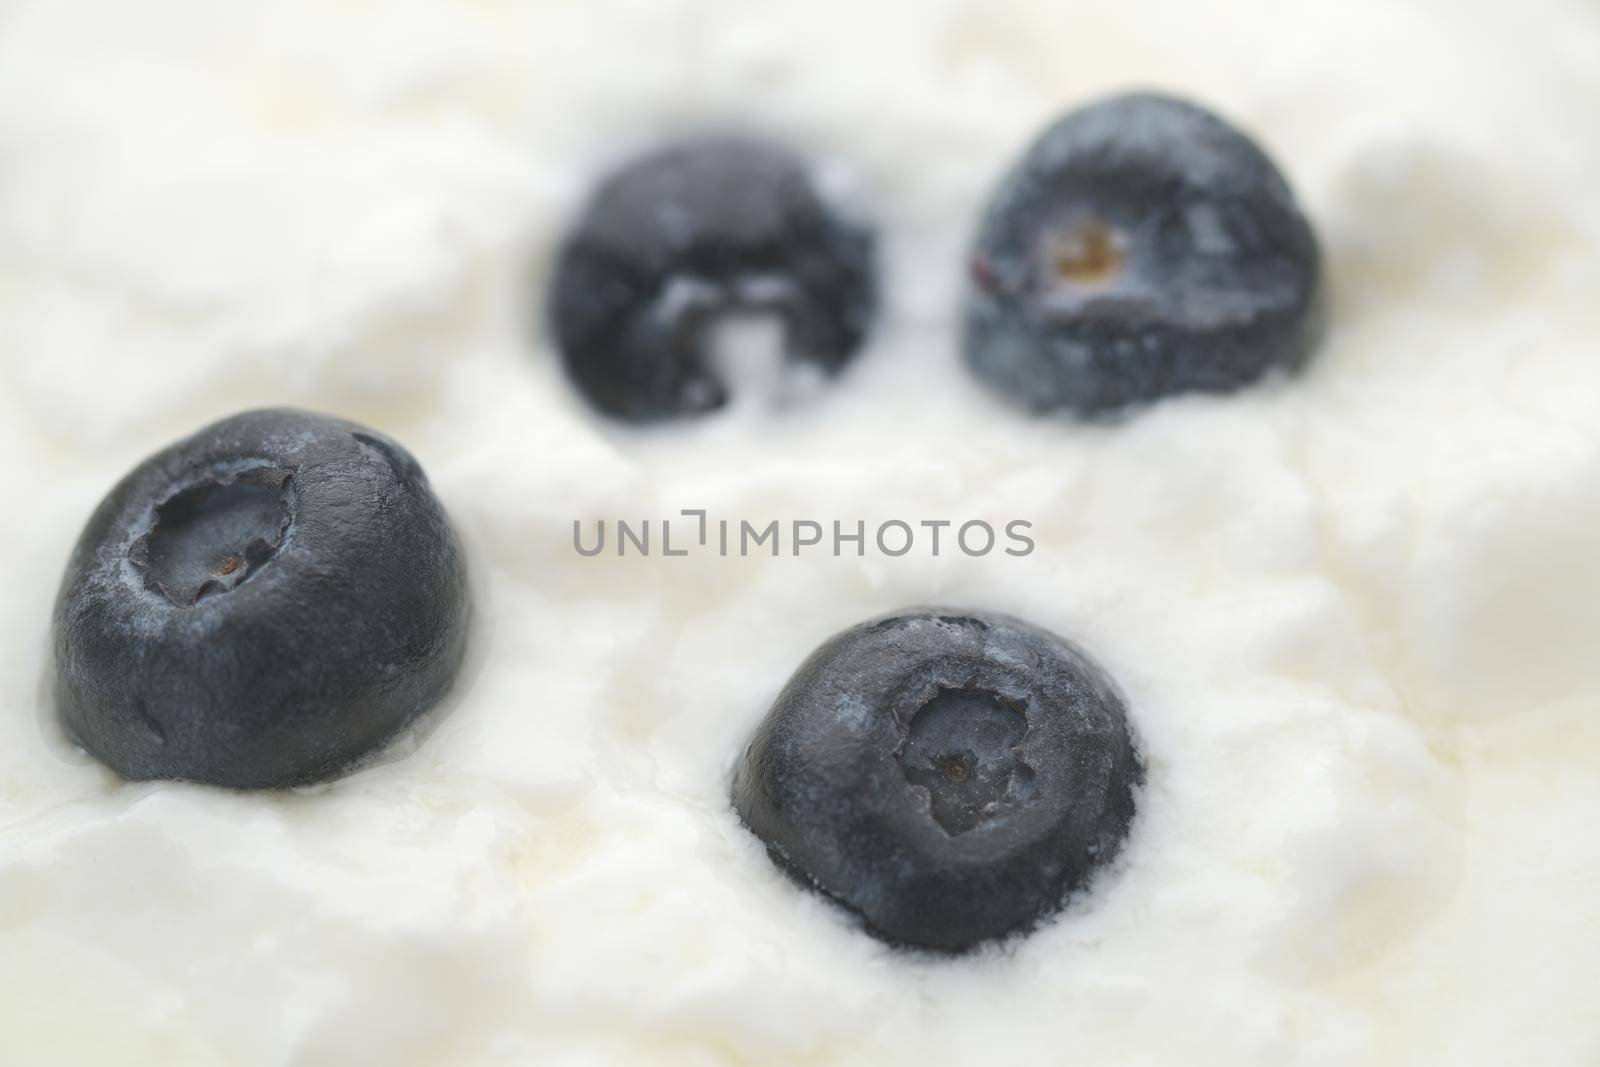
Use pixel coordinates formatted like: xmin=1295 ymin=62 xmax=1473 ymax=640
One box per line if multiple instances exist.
xmin=3 ymin=0 xmax=1600 ymax=1063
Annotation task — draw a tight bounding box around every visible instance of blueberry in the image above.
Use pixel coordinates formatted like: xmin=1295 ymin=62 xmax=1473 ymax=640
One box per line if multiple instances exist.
xmin=548 ymin=136 xmax=876 ymax=421
xmin=964 ymin=92 xmax=1321 ymax=414
xmin=52 ymin=409 xmax=470 ymax=789
xmin=732 ymin=610 xmax=1141 ymax=952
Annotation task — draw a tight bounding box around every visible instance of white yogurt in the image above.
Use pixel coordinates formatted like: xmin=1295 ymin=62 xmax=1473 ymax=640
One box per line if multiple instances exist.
xmin=2 ymin=0 xmax=1599 ymax=1063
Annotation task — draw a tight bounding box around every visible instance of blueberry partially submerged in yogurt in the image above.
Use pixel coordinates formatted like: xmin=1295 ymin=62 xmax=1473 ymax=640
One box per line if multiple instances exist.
xmin=964 ymin=92 xmax=1321 ymax=414
xmin=548 ymin=136 xmax=877 ymax=421
xmin=732 ymin=610 xmax=1141 ymax=952
xmin=53 ymin=408 xmax=470 ymax=789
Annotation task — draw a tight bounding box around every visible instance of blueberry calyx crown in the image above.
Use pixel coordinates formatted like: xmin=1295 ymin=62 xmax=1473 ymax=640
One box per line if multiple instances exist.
xmin=897 ymin=687 xmax=1036 ymax=837
xmin=127 ymin=465 xmax=295 ymax=608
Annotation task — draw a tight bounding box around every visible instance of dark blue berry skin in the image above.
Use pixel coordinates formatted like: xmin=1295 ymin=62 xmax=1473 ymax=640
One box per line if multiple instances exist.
xmin=548 ymin=136 xmax=876 ymax=422
xmin=732 ymin=610 xmax=1141 ymax=952
xmin=52 ymin=409 xmax=470 ymax=790
xmin=964 ymin=92 xmax=1321 ymax=415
